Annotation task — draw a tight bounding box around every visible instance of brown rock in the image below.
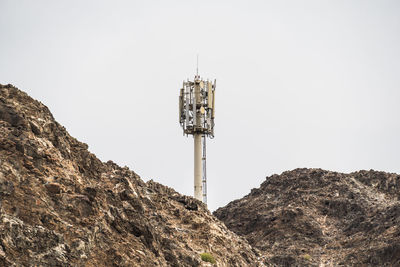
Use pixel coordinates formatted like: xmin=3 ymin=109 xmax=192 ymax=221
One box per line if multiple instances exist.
xmin=45 ymin=183 xmax=62 ymax=194
xmin=214 ymin=168 xmax=400 ymax=266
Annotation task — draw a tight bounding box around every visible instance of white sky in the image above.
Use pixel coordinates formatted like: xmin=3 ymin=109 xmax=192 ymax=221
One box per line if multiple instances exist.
xmin=1 ymin=0 xmax=399 ymax=211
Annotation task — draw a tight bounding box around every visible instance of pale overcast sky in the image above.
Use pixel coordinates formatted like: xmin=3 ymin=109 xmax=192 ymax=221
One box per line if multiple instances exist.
xmin=1 ymin=0 xmax=399 ymax=211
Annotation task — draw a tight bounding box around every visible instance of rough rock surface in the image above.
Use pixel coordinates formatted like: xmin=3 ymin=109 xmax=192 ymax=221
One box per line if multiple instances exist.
xmin=0 ymin=84 xmax=263 ymax=266
xmin=214 ymin=168 xmax=400 ymax=266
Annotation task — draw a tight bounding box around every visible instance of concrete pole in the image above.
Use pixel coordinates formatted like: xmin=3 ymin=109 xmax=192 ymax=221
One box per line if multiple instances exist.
xmin=194 ymin=133 xmax=203 ymax=201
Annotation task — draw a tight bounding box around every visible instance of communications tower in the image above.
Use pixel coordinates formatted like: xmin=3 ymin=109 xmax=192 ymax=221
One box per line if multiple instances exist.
xmin=179 ymin=68 xmax=216 ymax=204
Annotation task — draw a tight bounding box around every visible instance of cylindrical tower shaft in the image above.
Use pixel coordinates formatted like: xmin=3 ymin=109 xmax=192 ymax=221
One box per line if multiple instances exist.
xmin=194 ymin=133 xmax=203 ymax=201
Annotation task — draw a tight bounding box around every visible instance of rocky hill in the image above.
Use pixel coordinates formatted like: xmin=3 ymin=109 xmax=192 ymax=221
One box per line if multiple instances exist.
xmin=214 ymin=168 xmax=400 ymax=266
xmin=0 ymin=84 xmax=263 ymax=266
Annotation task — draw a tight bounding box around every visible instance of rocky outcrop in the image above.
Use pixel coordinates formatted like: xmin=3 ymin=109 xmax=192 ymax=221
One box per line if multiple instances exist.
xmin=0 ymin=84 xmax=263 ymax=266
xmin=214 ymin=168 xmax=400 ymax=266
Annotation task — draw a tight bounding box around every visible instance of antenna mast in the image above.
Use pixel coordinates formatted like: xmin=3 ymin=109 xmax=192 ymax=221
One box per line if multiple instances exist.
xmin=196 ymin=54 xmax=199 ymax=76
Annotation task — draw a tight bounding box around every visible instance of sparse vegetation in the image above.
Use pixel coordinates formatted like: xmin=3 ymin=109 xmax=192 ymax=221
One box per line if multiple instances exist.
xmin=200 ymin=252 xmax=216 ymax=264
xmin=303 ymin=254 xmax=311 ymax=261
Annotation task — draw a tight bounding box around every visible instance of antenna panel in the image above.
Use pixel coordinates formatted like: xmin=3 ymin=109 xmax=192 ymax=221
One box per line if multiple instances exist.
xmin=212 ymin=89 xmax=215 ymax=118
xmin=185 ymin=87 xmax=190 ymax=127
xmin=179 ymin=95 xmax=183 ymax=123
xmin=193 ymin=88 xmax=197 ymax=129
xmin=207 ymin=82 xmax=212 ymax=109
xmin=179 ymin=88 xmax=184 ymax=123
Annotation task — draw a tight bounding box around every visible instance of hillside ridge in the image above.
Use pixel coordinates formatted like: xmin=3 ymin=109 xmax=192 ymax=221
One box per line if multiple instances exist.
xmin=0 ymin=84 xmax=263 ymax=266
xmin=214 ymin=168 xmax=400 ymax=266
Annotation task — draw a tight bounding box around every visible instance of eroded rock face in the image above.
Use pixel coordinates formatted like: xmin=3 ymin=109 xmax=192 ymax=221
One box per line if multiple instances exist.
xmin=214 ymin=168 xmax=400 ymax=266
xmin=0 ymin=84 xmax=263 ymax=266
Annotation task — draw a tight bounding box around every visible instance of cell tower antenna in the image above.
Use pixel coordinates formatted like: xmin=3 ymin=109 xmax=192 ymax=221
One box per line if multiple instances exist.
xmin=179 ymin=64 xmax=216 ymax=206
xmin=196 ymin=54 xmax=199 ymax=76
